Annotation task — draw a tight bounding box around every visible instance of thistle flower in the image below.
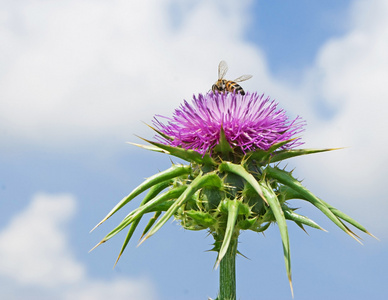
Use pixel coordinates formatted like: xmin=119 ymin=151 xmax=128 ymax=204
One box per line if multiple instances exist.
xmin=91 ymin=90 xmax=375 ymax=300
xmin=154 ymin=92 xmax=305 ymax=154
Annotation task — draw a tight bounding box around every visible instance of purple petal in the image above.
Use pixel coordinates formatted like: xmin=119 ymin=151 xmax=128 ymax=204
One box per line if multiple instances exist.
xmin=153 ymin=92 xmax=305 ymax=154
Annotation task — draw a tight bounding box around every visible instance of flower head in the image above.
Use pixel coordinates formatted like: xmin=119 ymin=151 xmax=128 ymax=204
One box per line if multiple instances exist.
xmin=93 ymin=85 xmax=373 ymax=299
xmin=154 ymin=92 xmax=305 ymax=154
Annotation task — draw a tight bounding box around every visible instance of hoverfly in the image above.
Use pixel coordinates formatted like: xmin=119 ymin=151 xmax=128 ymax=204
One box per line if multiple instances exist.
xmin=211 ymin=60 xmax=252 ymax=95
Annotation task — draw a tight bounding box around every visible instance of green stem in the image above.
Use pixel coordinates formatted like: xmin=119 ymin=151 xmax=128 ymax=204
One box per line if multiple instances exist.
xmin=219 ymin=238 xmax=237 ymax=300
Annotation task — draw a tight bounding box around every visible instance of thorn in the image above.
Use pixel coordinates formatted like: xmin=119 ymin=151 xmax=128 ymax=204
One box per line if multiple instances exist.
xmin=134 ymin=134 xmax=146 ymax=141
xmin=214 ymin=258 xmax=221 ymax=269
xmin=348 ymin=231 xmax=363 ymax=245
xmin=90 ymin=215 xmax=112 ymax=232
xmin=289 ymin=276 xmax=294 ymax=298
xmin=113 ymin=253 xmax=122 ymax=269
xmin=345 ymin=226 xmax=363 ymax=241
xmin=89 ymin=221 xmax=103 ymax=233
xmin=137 ymin=235 xmax=149 ymax=247
xmin=89 ymin=240 xmax=105 ymax=253
xmin=237 ymin=250 xmax=250 ymax=260
xmin=367 ymin=231 xmax=380 ymax=241
xmin=300 ymin=225 xmax=309 ymax=235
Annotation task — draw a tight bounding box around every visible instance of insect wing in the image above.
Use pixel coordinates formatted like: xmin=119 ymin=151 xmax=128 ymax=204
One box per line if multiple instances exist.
xmin=218 ymin=60 xmax=228 ymax=80
xmin=233 ymin=74 xmax=252 ymax=82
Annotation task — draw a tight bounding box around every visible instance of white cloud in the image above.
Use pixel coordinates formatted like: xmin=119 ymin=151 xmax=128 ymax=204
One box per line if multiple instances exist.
xmin=0 ymin=193 xmax=158 ymax=300
xmin=0 ymin=193 xmax=84 ymax=287
xmin=0 ymin=0 xmax=266 ymax=148
xmin=63 ymin=278 xmax=157 ymax=300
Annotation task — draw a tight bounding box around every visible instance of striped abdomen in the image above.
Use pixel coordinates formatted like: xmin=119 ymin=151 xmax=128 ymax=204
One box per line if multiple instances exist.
xmin=212 ymin=79 xmax=246 ymax=95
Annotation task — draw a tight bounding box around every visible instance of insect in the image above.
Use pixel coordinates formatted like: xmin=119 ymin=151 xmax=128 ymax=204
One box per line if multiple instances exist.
xmin=211 ymin=60 xmax=252 ymax=95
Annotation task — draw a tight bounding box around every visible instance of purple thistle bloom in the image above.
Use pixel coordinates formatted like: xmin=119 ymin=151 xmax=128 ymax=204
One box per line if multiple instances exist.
xmin=153 ymin=92 xmax=305 ymax=154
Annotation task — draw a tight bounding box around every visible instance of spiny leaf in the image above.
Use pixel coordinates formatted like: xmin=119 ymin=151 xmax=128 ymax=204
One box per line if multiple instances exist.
xmin=282 ymin=206 xmax=326 ymax=231
xmin=113 ymin=181 xmax=171 ymax=265
xmin=216 ymin=199 xmax=240 ymax=267
xmin=267 ymin=138 xmax=299 ymax=153
xmin=252 ymin=222 xmax=271 ymax=233
xmin=90 ymin=186 xmax=187 ymax=252
xmin=260 ymin=180 xmax=293 ymax=296
xmin=144 ymin=122 xmax=173 ymax=141
xmin=246 ymin=138 xmax=297 ymax=163
xmin=126 ymin=188 xmax=186 ymax=224
xmin=113 ymin=219 xmax=139 ymax=267
xmin=319 ymin=199 xmax=377 ymax=240
xmin=127 ymin=142 xmax=169 ymax=154
xmin=141 ymin=211 xmax=162 ymax=239
xmin=270 ymin=148 xmax=342 ymax=164
xmin=266 ymin=166 xmax=362 ymax=244
xmin=90 ymin=181 xmax=171 ymax=253
xmin=278 ymin=185 xmax=302 ymax=201
xmin=214 ymin=126 xmax=234 ymax=155
xmin=186 ymin=210 xmax=217 ymax=228
xmin=139 ymin=172 xmax=223 ymax=244
xmin=279 ymin=185 xmax=376 ymax=239
xmin=137 ymin=136 xmax=217 ymax=166
xmin=91 ymin=164 xmax=191 ymax=232
xmin=219 ymin=161 xmax=267 ymax=205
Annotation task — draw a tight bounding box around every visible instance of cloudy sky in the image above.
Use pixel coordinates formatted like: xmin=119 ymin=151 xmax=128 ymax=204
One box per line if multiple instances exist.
xmin=1 ymin=0 xmax=387 ymax=299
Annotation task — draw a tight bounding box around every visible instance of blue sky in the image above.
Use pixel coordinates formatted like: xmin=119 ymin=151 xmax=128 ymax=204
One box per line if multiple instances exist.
xmin=0 ymin=0 xmax=387 ymax=299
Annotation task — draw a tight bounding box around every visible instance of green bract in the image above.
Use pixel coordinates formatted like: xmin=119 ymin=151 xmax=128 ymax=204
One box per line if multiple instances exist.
xmin=91 ymin=126 xmax=375 ymax=296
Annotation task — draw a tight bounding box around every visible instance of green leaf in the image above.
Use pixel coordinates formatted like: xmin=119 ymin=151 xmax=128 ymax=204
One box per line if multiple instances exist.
xmin=279 ymin=184 xmax=376 ymax=238
xmin=278 ymin=185 xmax=302 ymax=200
xmin=139 ymin=172 xmax=223 ymax=244
xmin=144 ymin=123 xmax=173 ymax=141
xmin=127 ymin=142 xmax=169 ymax=154
xmin=270 ymin=148 xmax=342 ymax=164
xmin=246 ymin=139 xmax=297 ymax=163
xmin=260 ymin=180 xmax=293 ymax=296
xmin=219 ymin=161 xmax=267 ymax=205
xmin=141 ymin=211 xmax=162 ymax=239
xmin=113 ymin=219 xmax=139 ymax=266
xmin=237 ymin=216 xmax=257 ymax=230
xmin=90 ymin=186 xmax=187 ymax=252
xmin=213 ymin=126 xmax=234 ymax=156
xmin=145 ymin=199 xmax=175 ymax=212
xmin=119 ymin=186 xmax=187 ymax=231
xmin=113 ymin=181 xmax=171 ymax=265
xmin=91 ymin=164 xmax=191 ymax=232
xmin=252 ymin=221 xmax=271 ymax=233
xmin=266 ymin=166 xmax=362 ymax=243
xmin=186 ymin=210 xmax=217 ymax=228
xmin=319 ymin=199 xmax=377 ymax=239
xmin=282 ymin=206 xmax=326 ymax=231
xmin=137 ymin=136 xmax=217 ymax=166
xmin=217 ymin=199 xmax=240 ymax=266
